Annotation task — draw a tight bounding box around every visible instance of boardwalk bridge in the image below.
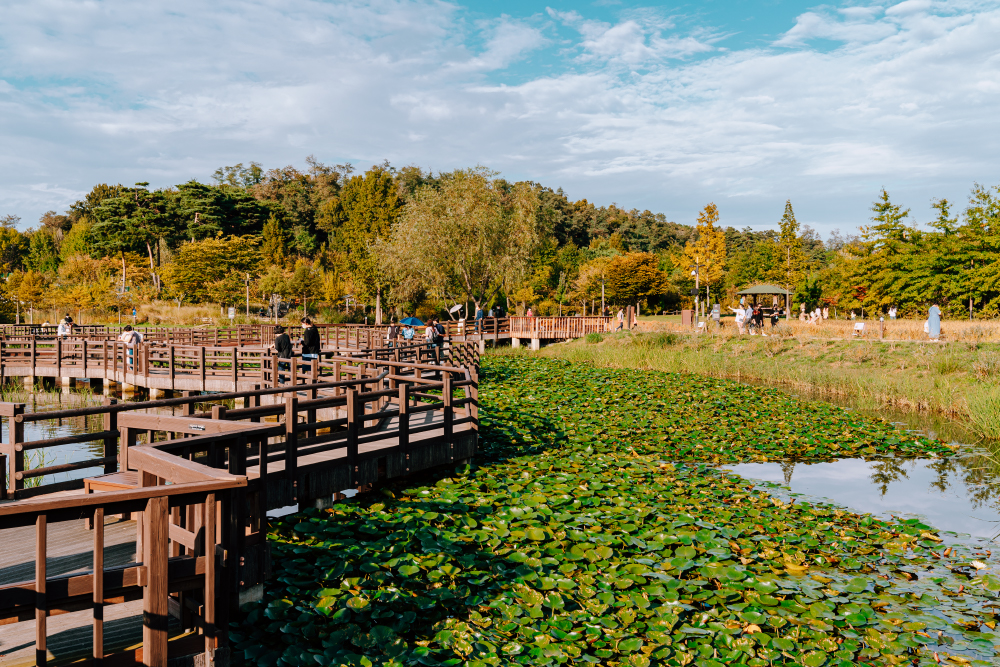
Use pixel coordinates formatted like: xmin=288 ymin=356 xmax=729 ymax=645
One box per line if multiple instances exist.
xmin=0 ymin=316 xmax=619 ymax=667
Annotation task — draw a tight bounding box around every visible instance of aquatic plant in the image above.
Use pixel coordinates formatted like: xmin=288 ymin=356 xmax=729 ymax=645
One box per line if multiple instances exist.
xmin=232 ymin=357 xmax=997 ymax=666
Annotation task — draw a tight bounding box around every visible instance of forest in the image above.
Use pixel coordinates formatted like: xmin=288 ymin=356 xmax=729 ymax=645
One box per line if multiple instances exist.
xmin=1 ymin=156 xmax=999 ymax=323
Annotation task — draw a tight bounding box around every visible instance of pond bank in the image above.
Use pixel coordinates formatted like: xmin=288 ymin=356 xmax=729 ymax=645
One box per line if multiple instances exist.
xmin=538 ymin=331 xmax=1000 ymax=440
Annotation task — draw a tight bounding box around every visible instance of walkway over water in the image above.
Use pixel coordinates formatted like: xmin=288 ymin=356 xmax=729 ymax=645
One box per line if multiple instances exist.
xmin=0 ymin=344 xmax=478 ymax=667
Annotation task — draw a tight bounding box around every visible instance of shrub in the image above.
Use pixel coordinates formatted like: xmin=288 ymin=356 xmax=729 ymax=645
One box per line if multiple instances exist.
xmin=972 ymin=352 xmax=1000 ymax=381
xmin=585 ymin=332 xmax=603 ymax=344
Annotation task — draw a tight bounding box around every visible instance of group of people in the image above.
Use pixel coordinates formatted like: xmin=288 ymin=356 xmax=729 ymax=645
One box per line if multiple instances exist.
xmin=729 ymin=302 xmax=782 ymax=335
xmin=803 ymin=307 xmax=829 ymax=323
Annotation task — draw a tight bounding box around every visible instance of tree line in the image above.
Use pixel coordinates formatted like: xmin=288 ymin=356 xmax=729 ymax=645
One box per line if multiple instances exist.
xmin=1 ymin=155 xmax=997 ymax=323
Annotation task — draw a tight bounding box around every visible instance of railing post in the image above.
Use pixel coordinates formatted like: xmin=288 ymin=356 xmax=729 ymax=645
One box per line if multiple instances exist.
xmin=204 ymin=493 xmax=217 ymax=655
xmin=231 ymin=347 xmax=238 ymax=391
xmin=284 ymin=397 xmax=298 ymax=497
xmin=103 ymin=397 xmax=117 ymax=474
xmin=169 ymin=345 xmax=175 ymax=391
xmin=8 ymin=403 xmax=24 ymax=496
xmin=200 ymin=347 xmax=206 ymax=391
xmin=443 ymin=372 xmax=453 ymax=460
xmin=93 ymin=507 xmax=104 ymax=663
xmin=399 ymin=384 xmax=410 ymax=473
xmin=36 ymin=513 xmax=47 ymax=667
xmin=142 ymin=495 xmax=169 ymax=667
xmin=346 ymin=388 xmax=358 ymax=485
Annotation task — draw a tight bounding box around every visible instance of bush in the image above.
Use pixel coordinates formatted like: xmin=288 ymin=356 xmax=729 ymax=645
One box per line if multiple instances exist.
xmin=585 ymin=332 xmax=603 ymax=344
xmin=972 ymin=352 xmax=1000 ymax=381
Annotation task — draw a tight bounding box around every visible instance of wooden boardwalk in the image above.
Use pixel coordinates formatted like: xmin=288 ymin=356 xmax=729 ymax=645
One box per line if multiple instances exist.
xmin=0 ymin=347 xmax=479 ymax=666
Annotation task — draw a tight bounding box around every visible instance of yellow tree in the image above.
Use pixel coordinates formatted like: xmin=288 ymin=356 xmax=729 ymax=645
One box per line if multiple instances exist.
xmin=683 ymin=204 xmax=727 ymax=311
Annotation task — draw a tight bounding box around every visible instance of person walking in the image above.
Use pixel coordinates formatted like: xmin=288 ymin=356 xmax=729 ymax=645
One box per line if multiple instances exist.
xmin=729 ymin=305 xmax=746 ymax=334
xmin=119 ymin=325 xmax=140 ymax=370
xmin=386 ymin=319 xmax=400 ymax=347
xmin=474 ymin=306 xmax=484 ymax=333
xmin=300 ymin=317 xmax=320 ymax=368
xmin=272 ymin=325 xmax=293 ymax=383
xmin=745 ymin=303 xmax=756 ymax=335
xmin=615 ymin=308 xmax=625 ymax=331
xmin=927 ymin=303 xmax=941 ymax=340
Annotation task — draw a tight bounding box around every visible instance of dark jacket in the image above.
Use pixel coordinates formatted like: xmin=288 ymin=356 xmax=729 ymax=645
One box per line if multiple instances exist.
xmin=301 ymin=326 xmax=320 ymax=355
xmin=274 ymin=333 xmax=294 ymax=359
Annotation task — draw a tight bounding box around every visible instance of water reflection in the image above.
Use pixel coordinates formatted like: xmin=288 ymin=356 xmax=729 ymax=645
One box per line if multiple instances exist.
xmin=725 ymin=449 xmax=1000 ymax=541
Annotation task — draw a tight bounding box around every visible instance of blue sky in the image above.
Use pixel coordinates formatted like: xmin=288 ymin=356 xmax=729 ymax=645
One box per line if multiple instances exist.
xmin=1 ymin=0 xmax=999 ymax=238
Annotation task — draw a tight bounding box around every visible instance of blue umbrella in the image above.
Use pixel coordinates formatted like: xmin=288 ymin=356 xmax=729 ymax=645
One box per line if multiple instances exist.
xmin=400 ymin=317 xmax=424 ymax=326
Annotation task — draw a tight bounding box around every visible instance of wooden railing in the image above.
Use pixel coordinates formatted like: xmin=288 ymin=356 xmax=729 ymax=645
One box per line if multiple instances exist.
xmin=0 ymin=477 xmax=244 ymax=667
xmin=0 ymin=337 xmax=480 ymax=391
xmin=509 ymin=316 xmax=613 ymax=338
xmin=0 ymin=350 xmax=478 ymax=665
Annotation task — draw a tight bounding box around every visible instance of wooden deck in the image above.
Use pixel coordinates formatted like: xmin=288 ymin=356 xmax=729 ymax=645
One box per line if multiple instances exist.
xmin=0 ymin=348 xmax=479 ymax=666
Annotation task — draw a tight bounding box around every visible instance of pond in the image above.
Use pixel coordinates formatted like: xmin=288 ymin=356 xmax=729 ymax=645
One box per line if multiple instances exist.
xmin=724 ymin=452 xmax=1000 ymax=544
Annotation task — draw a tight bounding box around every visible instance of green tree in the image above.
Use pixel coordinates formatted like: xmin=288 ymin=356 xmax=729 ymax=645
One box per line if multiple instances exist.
xmin=261 ymin=214 xmax=289 ymax=268
xmin=90 ymin=183 xmax=173 ymax=292
xmin=324 ymin=166 xmax=402 ymax=323
xmin=163 ymin=236 xmax=261 ymax=303
xmin=383 ymin=166 xmax=540 ymax=315
xmin=25 ymin=229 xmax=60 ymax=273
xmin=0 ymin=222 xmax=28 ymax=274
xmin=288 ymin=259 xmax=322 ymax=316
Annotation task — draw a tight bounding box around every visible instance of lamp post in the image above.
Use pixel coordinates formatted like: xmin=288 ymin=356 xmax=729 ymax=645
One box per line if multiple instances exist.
xmin=689 ymin=259 xmax=702 ymax=323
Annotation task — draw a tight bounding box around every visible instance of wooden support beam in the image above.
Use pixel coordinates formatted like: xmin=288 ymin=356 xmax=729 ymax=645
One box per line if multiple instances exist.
xmin=36 ymin=513 xmax=47 ymax=667
xmin=142 ymin=495 xmax=169 ymax=667
xmin=93 ymin=507 xmax=104 ymax=662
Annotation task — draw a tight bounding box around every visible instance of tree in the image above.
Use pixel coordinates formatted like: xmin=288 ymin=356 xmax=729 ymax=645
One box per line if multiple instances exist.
xmin=0 ymin=225 xmax=28 ymax=274
xmin=261 ymin=214 xmax=288 ymax=268
xmin=682 ymin=203 xmax=727 ymax=287
xmin=7 ymin=270 xmax=49 ymax=323
xmin=90 ymin=183 xmax=173 ymax=292
xmin=322 ymin=166 xmax=401 ymax=323
xmin=163 ymin=236 xmax=261 ymax=303
xmin=25 ymin=229 xmax=60 ymax=273
xmin=605 ymin=252 xmax=670 ymax=310
xmin=383 ymin=166 xmax=540 ymax=315
xmin=773 ymin=200 xmax=808 ymax=288
xmin=288 ymin=259 xmax=322 ymax=315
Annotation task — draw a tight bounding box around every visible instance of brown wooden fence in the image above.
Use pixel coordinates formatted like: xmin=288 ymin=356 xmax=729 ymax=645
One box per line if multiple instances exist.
xmin=0 ymin=349 xmax=477 ymax=665
xmin=508 ymin=316 xmax=612 ymax=339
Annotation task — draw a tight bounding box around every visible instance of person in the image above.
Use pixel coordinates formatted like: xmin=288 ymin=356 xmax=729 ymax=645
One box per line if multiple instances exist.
xmin=771 ymin=307 xmax=780 ymax=329
xmin=402 ymin=324 xmax=415 ymax=342
xmin=272 ymin=325 xmax=293 ymax=383
xmin=424 ymin=321 xmax=437 ymax=349
xmin=386 ymin=319 xmax=399 ymax=347
xmin=729 ymin=305 xmax=746 ymax=334
xmin=755 ymin=305 xmax=766 ymax=335
xmin=889 ymin=306 xmax=897 ymax=321
xmin=435 ymin=319 xmax=446 ymax=340
xmin=746 ymin=304 xmax=756 ymax=335
xmin=850 ymin=311 xmax=856 ymax=320
xmin=300 ymin=317 xmax=320 ymax=368
xmin=42 ymin=320 xmax=51 ymax=328
xmin=57 ymin=316 xmax=74 ymax=338
xmin=615 ymin=308 xmax=625 ymax=331
xmin=822 ymin=307 xmax=829 ymax=320
xmin=526 ymin=307 xmax=534 ymax=317
xmin=475 ymin=306 xmax=484 ymax=333
xmin=927 ymin=303 xmax=941 ymax=340
xmin=119 ymin=325 xmax=140 ymax=370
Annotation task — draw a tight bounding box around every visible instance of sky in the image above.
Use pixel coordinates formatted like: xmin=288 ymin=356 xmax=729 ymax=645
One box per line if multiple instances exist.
xmin=1 ymin=0 xmax=999 ymax=238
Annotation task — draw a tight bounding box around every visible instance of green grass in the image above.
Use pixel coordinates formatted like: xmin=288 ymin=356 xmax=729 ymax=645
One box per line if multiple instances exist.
xmin=232 ymin=356 xmax=998 ymax=667
xmin=537 ymin=331 xmax=1000 ymax=440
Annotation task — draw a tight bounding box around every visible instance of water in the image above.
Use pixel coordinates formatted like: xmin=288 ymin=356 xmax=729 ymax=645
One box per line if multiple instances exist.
xmin=724 ymin=452 xmax=1000 ymax=543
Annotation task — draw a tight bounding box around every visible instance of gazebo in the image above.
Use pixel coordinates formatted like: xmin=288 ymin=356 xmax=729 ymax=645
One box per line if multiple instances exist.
xmin=736 ymin=283 xmax=792 ymax=319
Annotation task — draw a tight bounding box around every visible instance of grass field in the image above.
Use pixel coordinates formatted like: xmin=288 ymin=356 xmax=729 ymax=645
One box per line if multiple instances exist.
xmin=538 ymin=329 xmax=1000 ymax=440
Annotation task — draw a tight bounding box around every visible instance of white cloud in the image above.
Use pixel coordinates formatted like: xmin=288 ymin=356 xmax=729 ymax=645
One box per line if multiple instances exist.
xmin=0 ymin=0 xmax=998 ymax=234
